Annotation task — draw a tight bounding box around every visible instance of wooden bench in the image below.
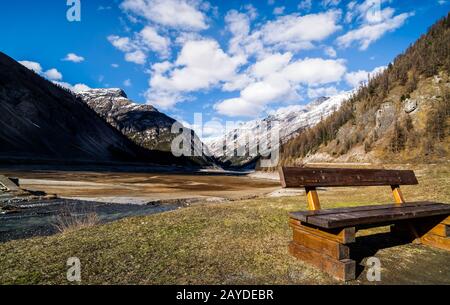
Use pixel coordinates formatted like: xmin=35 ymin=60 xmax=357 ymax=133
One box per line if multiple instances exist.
xmin=279 ymin=167 xmax=450 ymax=281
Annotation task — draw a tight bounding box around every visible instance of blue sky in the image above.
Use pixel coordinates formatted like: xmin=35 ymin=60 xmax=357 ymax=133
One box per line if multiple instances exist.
xmin=1 ymin=0 xmax=449 ymax=139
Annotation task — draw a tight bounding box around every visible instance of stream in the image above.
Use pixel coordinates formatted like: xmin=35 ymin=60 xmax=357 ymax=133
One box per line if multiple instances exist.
xmin=0 ymin=199 xmax=179 ymax=243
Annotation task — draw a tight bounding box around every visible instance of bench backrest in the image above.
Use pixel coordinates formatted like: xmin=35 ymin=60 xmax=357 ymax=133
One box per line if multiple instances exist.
xmin=279 ymin=167 xmax=418 ymax=188
xmin=278 ymin=167 xmax=419 ymax=211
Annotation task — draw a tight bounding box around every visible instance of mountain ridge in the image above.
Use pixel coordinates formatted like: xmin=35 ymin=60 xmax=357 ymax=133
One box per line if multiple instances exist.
xmin=0 ymin=52 xmax=197 ymax=167
xmin=206 ymin=91 xmax=353 ymax=167
xmin=279 ymin=13 xmax=450 ymax=166
xmin=77 ymin=88 xmax=214 ymax=166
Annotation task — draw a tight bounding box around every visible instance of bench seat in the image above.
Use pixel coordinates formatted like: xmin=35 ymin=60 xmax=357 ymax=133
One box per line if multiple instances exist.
xmin=290 ymin=201 xmax=450 ymax=229
xmin=280 ymin=167 xmax=450 ymax=281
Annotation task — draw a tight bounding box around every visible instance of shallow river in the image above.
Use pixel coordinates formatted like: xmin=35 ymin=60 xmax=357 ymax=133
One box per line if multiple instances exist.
xmin=0 ymin=199 xmax=179 ymax=243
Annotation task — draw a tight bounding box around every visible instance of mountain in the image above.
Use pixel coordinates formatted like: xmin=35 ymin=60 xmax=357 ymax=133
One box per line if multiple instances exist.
xmin=279 ymin=13 xmax=450 ymax=165
xmin=206 ymin=91 xmax=353 ymax=167
xmin=0 ymin=52 xmax=195 ymax=166
xmin=77 ymin=88 xmax=214 ymax=166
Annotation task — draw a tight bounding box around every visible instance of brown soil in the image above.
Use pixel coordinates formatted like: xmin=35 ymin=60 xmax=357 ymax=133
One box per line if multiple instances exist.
xmin=0 ymin=170 xmax=280 ymax=203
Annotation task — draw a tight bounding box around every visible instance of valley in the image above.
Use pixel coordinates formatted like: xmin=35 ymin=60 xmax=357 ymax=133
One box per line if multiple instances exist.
xmin=0 ymin=5 xmax=449 ymax=287
xmin=0 ymin=168 xmax=280 ymax=204
xmin=1 ymin=163 xmax=449 ymax=284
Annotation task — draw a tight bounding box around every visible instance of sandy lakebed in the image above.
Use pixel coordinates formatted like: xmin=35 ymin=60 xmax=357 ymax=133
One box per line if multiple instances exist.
xmin=0 ymin=167 xmax=282 ymax=242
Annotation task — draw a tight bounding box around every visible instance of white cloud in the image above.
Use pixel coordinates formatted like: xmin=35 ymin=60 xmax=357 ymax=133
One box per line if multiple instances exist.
xmin=120 ymin=0 xmax=208 ymax=31
xmin=215 ymin=97 xmax=264 ymax=117
xmin=241 ymin=74 xmax=292 ymax=104
xmin=151 ymin=61 xmax=173 ymax=74
xmin=54 ymin=81 xmax=91 ymax=93
xmin=62 ymin=53 xmax=85 ymax=63
xmin=260 ymin=10 xmax=342 ymax=51
xmin=124 ymin=79 xmax=132 ymax=87
xmin=338 ymin=2 xmax=414 ymax=50
xmin=144 ymin=90 xmax=184 ymax=109
xmin=345 ymin=66 xmax=386 ymax=88
xmin=225 ymin=9 xmax=255 ymax=56
xmin=146 ymin=39 xmax=245 ymax=108
xmin=72 ymin=83 xmax=92 ymax=92
xmin=215 ymin=57 xmax=347 ymax=117
xmin=20 ymin=60 xmax=68 ymax=84
xmin=322 ymin=0 xmax=341 ymax=7
xmin=324 ymin=46 xmax=337 ymax=57
xmin=307 ymin=86 xmax=340 ymax=98
xmin=337 ymin=11 xmax=413 ymax=50
xmin=273 ymin=6 xmax=285 ymax=15
xmin=125 ymin=50 xmax=147 ymax=64
xmin=222 ymin=74 xmax=252 ymax=92
xmin=111 ymin=63 xmax=120 ymax=68
xmin=251 ymin=52 xmax=292 ymax=78
xmin=283 ymin=58 xmax=346 ymax=85
xmin=44 ymin=68 xmax=63 ymax=81
xmin=140 ymin=26 xmax=171 ymax=57
xmin=20 ymin=60 xmax=90 ymax=93
xmin=349 ymin=0 xmax=392 ymax=24
xmin=108 ymin=35 xmax=135 ymax=52
xmin=19 ymin=61 xmax=42 ymax=74
xmin=244 ymin=4 xmax=258 ymax=20
xmin=298 ymin=0 xmax=312 ymax=11
xmin=225 ymin=9 xmax=341 ymax=59
xmin=108 ymin=26 xmax=170 ymax=63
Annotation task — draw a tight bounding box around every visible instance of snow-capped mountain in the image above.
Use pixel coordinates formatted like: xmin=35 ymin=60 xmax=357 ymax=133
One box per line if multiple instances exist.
xmin=205 ymin=91 xmax=354 ymax=166
xmin=77 ymin=88 xmax=177 ymax=152
xmin=77 ymin=88 xmax=214 ymax=166
xmin=0 ymin=52 xmax=198 ymax=166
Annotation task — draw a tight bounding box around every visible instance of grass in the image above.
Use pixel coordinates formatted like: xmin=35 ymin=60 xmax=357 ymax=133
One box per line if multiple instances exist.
xmin=0 ymin=164 xmax=449 ymax=285
xmin=54 ymin=211 xmax=100 ymax=234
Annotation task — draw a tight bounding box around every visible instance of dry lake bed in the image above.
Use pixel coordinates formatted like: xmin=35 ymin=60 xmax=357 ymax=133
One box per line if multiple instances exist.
xmin=2 ymin=169 xmax=281 ymax=204
xmin=0 ymin=168 xmax=281 ymax=242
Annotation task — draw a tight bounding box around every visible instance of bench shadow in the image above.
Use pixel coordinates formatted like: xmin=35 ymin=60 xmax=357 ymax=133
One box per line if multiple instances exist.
xmin=349 ymin=232 xmax=412 ymax=278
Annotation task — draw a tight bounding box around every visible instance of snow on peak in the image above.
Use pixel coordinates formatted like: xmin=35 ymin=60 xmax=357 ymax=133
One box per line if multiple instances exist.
xmin=206 ymin=90 xmax=354 ymax=158
xmin=77 ymin=88 xmax=128 ymax=99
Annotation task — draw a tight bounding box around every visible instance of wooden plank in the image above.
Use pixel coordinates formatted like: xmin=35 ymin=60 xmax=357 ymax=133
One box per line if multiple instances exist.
xmin=289 ymin=218 xmax=356 ymax=244
xmin=441 ymin=216 xmax=450 ymax=226
xmin=288 ymin=241 xmax=356 ymax=281
xmin=306 ymin=187 xmax=321 ymax=211
xmin=290 ymin=202 xmax=441 ymax=223
xmin=292 ymin=227 xmax=350 ymax=259
xmin=420 ymin=233 xmax=450 ymax=251
xmin=318 ymin=205 xmax=450 ymax=227
xmin=279 ymin=167 xmax=418 ymax=188
xmin=391 ymin=185 xmax=406 ymax=204
xmin=0 ymin=175 xmax=20 ymax=191
xmin=426 ymin=224 xmax=449 ymax=237
xmin=413 ymin=217 xmax=450 ymax=237
xmin=305 ymin=204 xmax=450 ymax=229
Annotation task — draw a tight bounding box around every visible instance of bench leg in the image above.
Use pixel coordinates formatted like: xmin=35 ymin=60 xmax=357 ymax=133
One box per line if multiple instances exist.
xmin=417 ymin=216 xmax=449 ymax=251
xmin=391 ymin=216 xmax=450 ymax=251
xmin=289 ymin=219 xmax=356 ymax=281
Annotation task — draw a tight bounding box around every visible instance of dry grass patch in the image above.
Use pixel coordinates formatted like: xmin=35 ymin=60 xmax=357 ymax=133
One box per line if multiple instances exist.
xmin=0 ymin=164 xmax=449 ymax=285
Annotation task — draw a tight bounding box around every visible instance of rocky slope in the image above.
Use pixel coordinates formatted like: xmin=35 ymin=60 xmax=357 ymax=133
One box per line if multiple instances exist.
xmin=280 ymin=13 xmax=450 ymax=165
xmin=0 ymin=52 xmax=194 ymax=166
xmin=300 ymin=72 xmax=450 ymax=164
xmin=77 ymin=88 xmax=213 ymax=166
xmin=206 ymin=91 xmax=353 ymax=167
